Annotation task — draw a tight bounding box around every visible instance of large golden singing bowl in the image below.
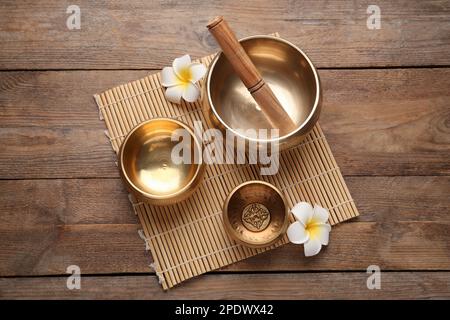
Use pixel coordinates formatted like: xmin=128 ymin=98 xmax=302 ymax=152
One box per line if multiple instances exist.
xmin=118 ymin=118 xmax=204 ymax=206
xmin=205 ymin=35 xmax=321 ymax=150
xmin=223 ymin=181 xmax=289 ymax=248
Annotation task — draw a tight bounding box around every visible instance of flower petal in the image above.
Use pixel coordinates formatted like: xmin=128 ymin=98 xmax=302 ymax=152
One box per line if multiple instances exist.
xmin=164 ymin=85 xmax=184 ymax=104
xmin=173 ymin=55 xmax=192 ymax=80
xmin=304 ymin=237 xmax=322 ymax=257
xmin=182 ymin=82 xmax=200 ymax=103
xmin=309 ymin=223 xmax=331 ymax=246
xmin=161 ymin=67 xmax=180 ymax=87
xmin=189 ymin=63 xmax=207 ymax=83
xmin=287 ymin=221 xmax=309 ymax=244
xmin=291 ymin=202 xmax=313 ymax=227
xmin=311 ymin=204 xmax=329 ymax=224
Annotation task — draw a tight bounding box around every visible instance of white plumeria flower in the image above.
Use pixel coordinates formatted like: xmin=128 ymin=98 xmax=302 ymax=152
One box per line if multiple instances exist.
xmin=161 ymin=54 xmax=207 ymax=104
xmin=287 ymin=202 xmax=331 ymax=257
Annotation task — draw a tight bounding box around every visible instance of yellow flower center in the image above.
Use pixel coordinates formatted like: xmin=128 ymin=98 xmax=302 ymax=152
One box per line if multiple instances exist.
xmin=177 ymin=66 xmax=192 ymax=84
xmin=306 ymin=223 xmax=319 ymax=239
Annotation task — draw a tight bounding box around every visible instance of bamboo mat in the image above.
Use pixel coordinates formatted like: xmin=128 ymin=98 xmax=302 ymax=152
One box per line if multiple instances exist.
xmin=94 ymin=36 xmax=359 ymax=290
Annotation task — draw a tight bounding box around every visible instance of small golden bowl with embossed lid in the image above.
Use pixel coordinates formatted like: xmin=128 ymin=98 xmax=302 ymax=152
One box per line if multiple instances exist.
xmin=223 ymin=181 xmax=289 ymax=248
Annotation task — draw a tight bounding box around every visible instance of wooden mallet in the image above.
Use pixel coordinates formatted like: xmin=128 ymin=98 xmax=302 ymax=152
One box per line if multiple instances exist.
xmin=207 ymin=16 xmax=297 ymax=136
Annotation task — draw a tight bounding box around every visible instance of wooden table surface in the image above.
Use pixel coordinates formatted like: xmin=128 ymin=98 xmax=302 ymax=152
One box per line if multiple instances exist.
xmin=0 ymin=0 xmax=449 ymax=299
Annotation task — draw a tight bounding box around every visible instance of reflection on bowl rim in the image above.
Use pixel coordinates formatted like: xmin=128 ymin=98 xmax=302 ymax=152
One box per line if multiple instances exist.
xmin=223 ymin=180 xmax=290 ymax=248
xmin=118 ymin=117 xmax=204 ymax=201
xmin=206 ymin=35 xmax=321 ymax=143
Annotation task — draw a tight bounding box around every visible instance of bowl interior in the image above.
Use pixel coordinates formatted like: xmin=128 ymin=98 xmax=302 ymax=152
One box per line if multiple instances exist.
xmin=121 ymin=119 xmax=200 ymax=199
xmin=208 ymin=36 xmax=318 ymax=137
xmin=225 ymin=182 xmax=288 ymax=247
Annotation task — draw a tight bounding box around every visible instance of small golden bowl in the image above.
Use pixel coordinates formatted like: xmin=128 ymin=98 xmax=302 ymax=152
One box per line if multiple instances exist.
xmin=118 ymin=118 xmax=204 ymax=206
xmin=223 ymin=181 xmax=289 ymax=248
xmin=204 ymin=35 xmax=322 ymax=150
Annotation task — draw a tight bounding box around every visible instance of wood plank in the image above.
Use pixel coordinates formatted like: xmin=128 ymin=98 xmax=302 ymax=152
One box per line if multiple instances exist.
xmin=346 ymin=176 xmax=450 ymax=222
xmin=2 ymin=176 xmax=448 ymax=226
xmin=321 ymin=69 xmax=450 ymax=176
xmin=1 ymin=272 xmax=449 ymax=299
xmin=0 ymin=126 xmax=118 ymax=178
xmin=0 ymin=177 xmax=449 ymax=276
xmin=0 ymin=179 xmax=137 ymax=226
xmin=1 ymin=221 xmax=448 ymax=276
xmin=0 ymin=1 xmax=449 ymax=69
xmin=1 ymin=68 xmax=449 ymax=178
xmin=0 ymin=70 xmax=149 ymax=127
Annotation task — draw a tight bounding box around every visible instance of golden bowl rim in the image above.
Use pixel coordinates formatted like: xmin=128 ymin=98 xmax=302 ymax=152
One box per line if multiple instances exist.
xmin=206 ymin=34 xmax=321 ymax=143
xmin=222 ymin=180 xmax=290 ymax=248
xmin=118 ymin=117 xmax=204 ymax=201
